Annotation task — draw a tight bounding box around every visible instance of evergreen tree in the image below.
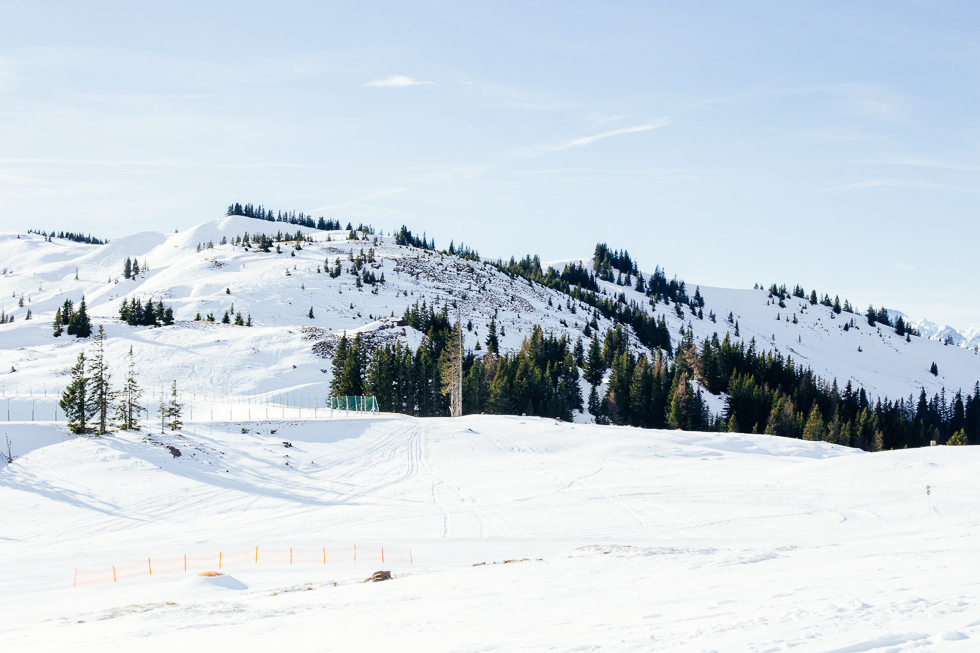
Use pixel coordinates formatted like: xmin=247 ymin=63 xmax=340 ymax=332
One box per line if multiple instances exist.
xmin=583 ymin=334 xmax=606 ymax=387
xmin=587 ymin=384 xmax=601 ymax=416
xmin=802 ymin=406 xmax=825 ymax=441
xmin=115 ymin=346 xmax=143 ymax=430
xmin=60 ymin=353 xmax=95 ymax=434
xmin=947 ymin=429 xmax=968 ymax=445
xmin=156 ymin=387 xmax=169 ymax=431
xmin=930 ymin=362 xmax=938 ymax=376
xmin=895 ymin=317 xmax=906 ymax=336
xmin=168 ymin=380 xmax=183 ymax=431
xmin=67 ymin=297 xmax=92 ymax=337
xmin=667 ymin=373 xmax=692 ymax=429
xmin=439 ymin=313 xmax=464 ymax=417
xmin=222 ymin=310 xmax=231 ymax=324
xmin=485 ymin=315 xmax=500 ymax=355
xmin=52 ymin=307 xmax=64 ymax=337
xmin=124 ymin=257 xmax=132 ymax=279
xmin=308 ymin=307 xmax=314 ymax=319
xmin=89 ymin=326 xmax=113 ymax=434
xmin=330 ymin=335 xmax=350 ymax=396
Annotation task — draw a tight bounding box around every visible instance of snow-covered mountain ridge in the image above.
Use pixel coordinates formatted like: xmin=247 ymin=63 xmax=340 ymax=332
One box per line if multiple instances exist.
xmin=0 ymin=215 xmax=978 ymax=419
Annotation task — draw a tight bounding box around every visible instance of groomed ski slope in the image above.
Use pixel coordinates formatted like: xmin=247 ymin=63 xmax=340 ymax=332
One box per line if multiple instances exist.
xmin=2 ymin=416 xmax=978 ymax=651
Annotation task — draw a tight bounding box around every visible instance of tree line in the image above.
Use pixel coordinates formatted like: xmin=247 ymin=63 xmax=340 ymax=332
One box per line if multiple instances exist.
xmin=28 ymin=229 xmax=107 ymax=245
xmin=328 ymin=295 xmax=979 ymax=450
xmin=226 ymin=202 xmax=344 ymax=231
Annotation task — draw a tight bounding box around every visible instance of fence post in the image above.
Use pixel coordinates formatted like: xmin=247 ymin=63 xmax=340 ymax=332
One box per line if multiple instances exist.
xmin=323 ymin=547 xmax=326 ymax=564
xmin=184 ymin=554 xmax=187 ymax=572
xmin=112 ymin=566 xmax=117 ymax=583
xmin=381 ymin=547 xmax=384 ymax=563
xmin=290 ymin=547 xmax=293 ymax=565
xmin=148 ymin=557 xmax=152 ymax=575
xmin=219 ymin=552 xmax=222 ymax=569
xmin=255 ymin=546 xmax=258 ymax=563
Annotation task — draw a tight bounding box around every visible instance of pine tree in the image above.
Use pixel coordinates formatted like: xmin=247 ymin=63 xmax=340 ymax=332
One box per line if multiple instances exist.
xmin=485 ymin=315 xmax=500 ymax=355
xmin=115 ymin=346 xmax=143 ymax=430
xmin=67 ymin=297 xmax=92 ymax=337
xmin=52 ymin=307 xmax=64 ymax=337
xmin=667 ymin=373 xmax=692 ymax=430
xmin=587 ymin=384 xmax=601 ymax=416
xmin=168 ymin=380 xmax=183 ymax=431
xmin=60 ymin=353 xmax=95 ymax=434
xmin=308 ymin=307 xmax=314 ymax=319
xmin=440 ymin=311 xmax=464 ymax=417
xmin=802 ymin=406 xmax=825 ymax=441
xmin=124 ymin=257 xmax=132 ymax=279
xmin=330 ymin=335 xmax=350 ymax=396
xmin=583 ymin=335 xmax=605 ymax=387
xmin=222 ymin=310 xmax=230 ymax=324
xmin=89 ymin=326 xmax=113 ymax=434
xmin=156 ymin=387 xmax=168 ymax=431
xmin=930 ymin=361 xmax=938 ymax=376
xmin=947 ymin=429 xmax=968 ymax=445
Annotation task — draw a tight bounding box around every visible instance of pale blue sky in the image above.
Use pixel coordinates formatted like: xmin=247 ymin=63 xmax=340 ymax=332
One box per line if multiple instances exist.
xmin=1 ymin=1 xmax=978 ymax=327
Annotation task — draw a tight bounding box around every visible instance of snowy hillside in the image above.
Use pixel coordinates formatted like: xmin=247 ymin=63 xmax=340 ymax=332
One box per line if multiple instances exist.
xmin=0 ymin=215 xmax=978 ymax=423
xmin=2 ymin=416 xmax=978 ymax=649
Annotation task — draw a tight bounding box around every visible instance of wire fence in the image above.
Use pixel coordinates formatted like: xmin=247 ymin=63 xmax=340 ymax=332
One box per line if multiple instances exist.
xmin=0 ymin=384 xmax=379 ymax=423
xmin=74 ymin=544 xmax=413 ymax=587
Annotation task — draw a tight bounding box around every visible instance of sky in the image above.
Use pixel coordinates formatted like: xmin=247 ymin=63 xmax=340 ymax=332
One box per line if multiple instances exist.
xmin=1 ymin=1 xmax=979 ymax=328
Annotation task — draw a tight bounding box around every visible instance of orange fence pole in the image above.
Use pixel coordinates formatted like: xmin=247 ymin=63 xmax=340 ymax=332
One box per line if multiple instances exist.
xmin=219 ymin=552 xmax=222 ymax=569
xmin=290 ymin=548 xmax=293 ymax=565
xmin=255 ymin=546 xmax=258 ymax=563
xmin=382 ymin=547 xmax=385 ymax=563
xmin=184 ymin=554 xmax=187 ymax=572
xmin=112 ymin=566 xmax=117 ymax=583
xmin=148 ymin=557 xmax=152 ymax=575
xmin=323 ymin=547 xmax=326 ymax=564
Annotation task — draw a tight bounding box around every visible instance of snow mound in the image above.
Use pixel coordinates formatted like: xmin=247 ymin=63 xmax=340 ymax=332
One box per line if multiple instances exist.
xmin=180 ymin=572 xmax=247 ymax=591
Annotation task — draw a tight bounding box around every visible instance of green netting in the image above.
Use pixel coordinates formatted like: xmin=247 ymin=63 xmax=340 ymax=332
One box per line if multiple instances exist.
xmin=327 ymin=396 xmax=378 ymax=412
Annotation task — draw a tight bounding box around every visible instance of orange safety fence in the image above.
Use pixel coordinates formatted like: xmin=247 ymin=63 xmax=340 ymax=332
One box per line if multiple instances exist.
xmin=73 ymin=544 xmax=412 ymax=587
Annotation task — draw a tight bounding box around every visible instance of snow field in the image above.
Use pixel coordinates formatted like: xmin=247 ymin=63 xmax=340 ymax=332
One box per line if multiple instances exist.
xmin=2 ymin=416 xmax=979 ymax=650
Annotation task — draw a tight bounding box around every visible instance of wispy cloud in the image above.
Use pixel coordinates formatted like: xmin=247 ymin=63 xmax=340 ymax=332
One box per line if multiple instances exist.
xmin=887 ymin=159 xmax=980 ymax=172
xmin=892 ymin=263 xmax=916 ymax=271
xmin=411 ymin=166 xmax=493 ymax=183
xmin=311 ymin=188 xmax=407 ymax=213
xmin=515 ymin=121 xmax=669 ymax=158
xmin=841 ymin=179 xmax=957 ymax=190
xmin=364 ymin=75 xmax=433 ymax=88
